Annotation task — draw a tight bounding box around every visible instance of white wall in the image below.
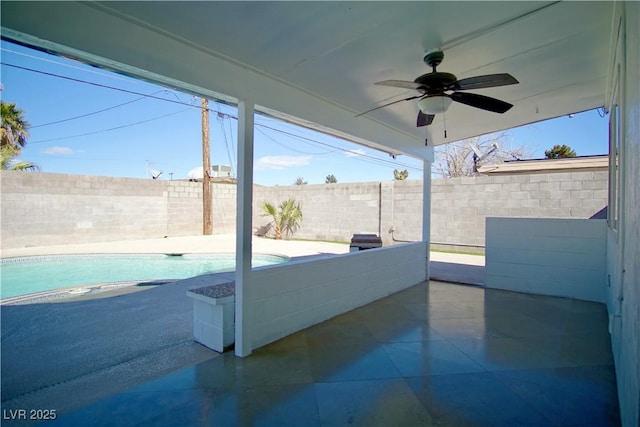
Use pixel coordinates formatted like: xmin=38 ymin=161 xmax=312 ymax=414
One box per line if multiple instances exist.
xmin=485 ymin=218 xmax=607 ymax=302
xmin=606 ymin=2 xmax=640 ymax=425
xmin=247 ymin=242 xmax=427 ymax=349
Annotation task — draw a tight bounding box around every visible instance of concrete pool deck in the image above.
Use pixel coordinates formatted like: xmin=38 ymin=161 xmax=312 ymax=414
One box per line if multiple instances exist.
xmin=0 ymin=234 xmax=352 ymax=259
xmin=0 ymin=235 xmax=485 ymax=420
xmin=0 ymin=233 xmax=483 ymax=264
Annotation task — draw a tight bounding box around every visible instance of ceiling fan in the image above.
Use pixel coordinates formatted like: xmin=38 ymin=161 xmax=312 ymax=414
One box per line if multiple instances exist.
xmin=357 ymin=49 xmax=519 ymax=127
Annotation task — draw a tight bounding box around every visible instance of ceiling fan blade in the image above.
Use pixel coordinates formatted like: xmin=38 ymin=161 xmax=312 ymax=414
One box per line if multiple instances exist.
xmin=355 ymin=95 xmax=421 ymax=117
xmin=417 ymin=111 xmax=435 ymax=127
xmin=375 ymin=80 xmax=424 ymax=91
xmin=450 ymin=73 xmax=519 ymax=91
xmin=450 ymin=91 xmax=513 ymax=113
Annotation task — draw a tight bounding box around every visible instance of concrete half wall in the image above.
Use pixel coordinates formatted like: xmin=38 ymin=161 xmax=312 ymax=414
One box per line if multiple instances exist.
xmin=485 ymin=217 xmax=607 ymax=302
xmin=248 ymin=242 xmax=427 ymax=349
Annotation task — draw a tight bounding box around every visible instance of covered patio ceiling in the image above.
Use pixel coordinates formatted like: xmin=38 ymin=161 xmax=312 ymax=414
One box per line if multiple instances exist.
xmin=1 ymin=1 xmax=614 ymax=160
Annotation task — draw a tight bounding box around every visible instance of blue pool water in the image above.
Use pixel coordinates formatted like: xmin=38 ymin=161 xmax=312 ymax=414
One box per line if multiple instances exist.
xmin=0 ymin=253 xmax=287 ymax=299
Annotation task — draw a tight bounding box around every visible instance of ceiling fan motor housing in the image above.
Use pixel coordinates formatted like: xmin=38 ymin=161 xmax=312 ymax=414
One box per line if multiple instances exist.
xmin=423 ymin=49 xmax=445 ymax=68
xmin=413 ymin=72 xmax=457 ymax=92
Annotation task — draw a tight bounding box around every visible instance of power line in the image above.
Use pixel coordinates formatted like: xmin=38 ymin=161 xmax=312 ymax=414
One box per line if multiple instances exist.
xmin=215 ymin=110 xmax=420 ymax=172
xmin=1 ymin=47 xmax=136 ymax=84
xmin=254 ymin=121 xmax=420 ymax=171
xmin=255 ymin=127 xmax=336 ymax=156
xmin=31 ymin=90 xmax=171 ymax=128
xmin=6 ymin=61 xmax=421 ymax=172
xmin=29 ymin=108 xmax=192 ymax=144
xmin=218 ymin=111 xmax=419 ymax=170
xmin=2 ymin=63 xmax=198 ymax=109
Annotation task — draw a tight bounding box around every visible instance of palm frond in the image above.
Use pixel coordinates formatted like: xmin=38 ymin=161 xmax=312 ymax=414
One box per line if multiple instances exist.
xmin=10 ymin=161 xmax=39 ymax=171
xmin=1 ymin=145 xmax=39 ymax=171
xmin=260 ymin=200 xmax=277 ymax=217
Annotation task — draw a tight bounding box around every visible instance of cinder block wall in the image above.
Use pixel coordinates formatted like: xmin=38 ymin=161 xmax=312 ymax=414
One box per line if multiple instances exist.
xmin=253 ymin=182 xmax=381 ymax=243
xmin=253 ymin=171 xmax=607 ymax=247
xmin=210 ymin=183 xmax=237 ymax=235
xmin=166 ymin=180 xmax=203 ymax=236
xmin=166 ymin=181 xmax=237 ymax=236
xmin=0 ymin=172 xmax=233 ymax=248
xmin=1 ymin=170 xmax=608 ymax=249
xmin=430 ymin=171 xmax=608 ymax=248
xmin=1 ymin=172 xmax=171 ymax=248
xmin=383 ymin=180 xmax=423 ymax=244
xmin=252 ymin=180 xmax=424 ymax=246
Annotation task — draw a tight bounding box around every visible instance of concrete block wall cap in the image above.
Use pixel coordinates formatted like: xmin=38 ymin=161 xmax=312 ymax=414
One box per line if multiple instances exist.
xmin=187 ymin=281 xmax=235 ymax=300
xmin=187 ymin=291 xmax=235 ymax=305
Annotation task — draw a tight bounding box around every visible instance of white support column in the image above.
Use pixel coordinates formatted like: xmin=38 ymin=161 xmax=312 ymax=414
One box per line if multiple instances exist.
xmin=235 ymin=99 xmax=254 ymax=357
xmin=422 ymin=147 xmax=434 ymax=279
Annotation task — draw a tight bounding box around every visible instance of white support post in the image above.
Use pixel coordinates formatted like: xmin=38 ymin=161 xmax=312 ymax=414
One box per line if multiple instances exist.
xmin=235 ymin=99 xmax=255 ymax=357
xmin=422 ymin=148 xmax=434 ymax=279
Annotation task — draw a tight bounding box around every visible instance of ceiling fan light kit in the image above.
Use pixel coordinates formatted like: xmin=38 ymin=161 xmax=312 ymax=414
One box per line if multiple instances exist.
xmin=418 ymin=95 xmax=452 ymax=114
xmin=360 ymin=49 xmax=519 ymax=128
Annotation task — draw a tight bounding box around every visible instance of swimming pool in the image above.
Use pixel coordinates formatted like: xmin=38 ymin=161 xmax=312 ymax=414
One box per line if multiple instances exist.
xmin=0 ymin=253 xmax=287 ymax=299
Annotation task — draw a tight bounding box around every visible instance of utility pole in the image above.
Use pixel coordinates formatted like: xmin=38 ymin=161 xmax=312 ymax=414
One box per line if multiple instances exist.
xmin=202 ymin=97 xmax=213 ymax=235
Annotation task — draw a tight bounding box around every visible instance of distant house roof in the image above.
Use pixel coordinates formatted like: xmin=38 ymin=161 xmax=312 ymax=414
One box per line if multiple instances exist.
xmin=477 ymin=155 xmax=608 ymax=175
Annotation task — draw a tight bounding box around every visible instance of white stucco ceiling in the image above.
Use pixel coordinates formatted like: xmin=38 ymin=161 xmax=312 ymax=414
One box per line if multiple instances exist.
xmin=1 ymin=1 xmax=614 ymax=160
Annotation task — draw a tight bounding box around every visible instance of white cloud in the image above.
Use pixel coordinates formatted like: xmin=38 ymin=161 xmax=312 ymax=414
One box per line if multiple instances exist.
xmin=255 ymin=155 xmax=311 ymax=171
xmin=344 ymin=148 xmax=366 ymax=157
xmin=40 ymin=146 xmax=76 ymax=155
xmin=188 ymin=166 xmax=204 ymax=179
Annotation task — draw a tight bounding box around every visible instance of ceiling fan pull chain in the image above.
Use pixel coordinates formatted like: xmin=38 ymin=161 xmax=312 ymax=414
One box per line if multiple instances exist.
xmin=443 ymin=112 xmax=448 ymax=138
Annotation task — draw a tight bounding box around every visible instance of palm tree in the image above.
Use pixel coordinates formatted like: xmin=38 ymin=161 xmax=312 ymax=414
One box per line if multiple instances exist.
xmin=0 ymin=101 xmax=38 ymax=171
xmin=260 ymin=198 xmax=303 ymax=240
xmin=1 ymin=101 xmax=30 ymax=149
xmin=393 ymin=169 xmax=409 ymax=180
xmin=1 ymin=145 xmax=39 ymax=171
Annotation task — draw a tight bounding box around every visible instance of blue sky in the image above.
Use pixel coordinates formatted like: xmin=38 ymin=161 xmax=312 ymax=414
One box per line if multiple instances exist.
xmin=1 ymin=40 xmax=608 ymax=185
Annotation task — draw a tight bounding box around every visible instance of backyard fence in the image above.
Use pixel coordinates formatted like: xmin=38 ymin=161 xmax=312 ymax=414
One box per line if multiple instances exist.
xmin=0 ymin=170 xmax=607 ymax=250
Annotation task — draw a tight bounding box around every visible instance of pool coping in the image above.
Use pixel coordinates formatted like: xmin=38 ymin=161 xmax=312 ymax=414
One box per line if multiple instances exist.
xmin=0 ymin=279 xmax=178 ymax=306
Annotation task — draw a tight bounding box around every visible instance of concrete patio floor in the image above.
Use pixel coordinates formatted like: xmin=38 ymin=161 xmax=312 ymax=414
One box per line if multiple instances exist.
xmin=3 ymin=281 xmax=619 ymax=426
xmin=2 ymin=236 xmax=618 ymax=425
